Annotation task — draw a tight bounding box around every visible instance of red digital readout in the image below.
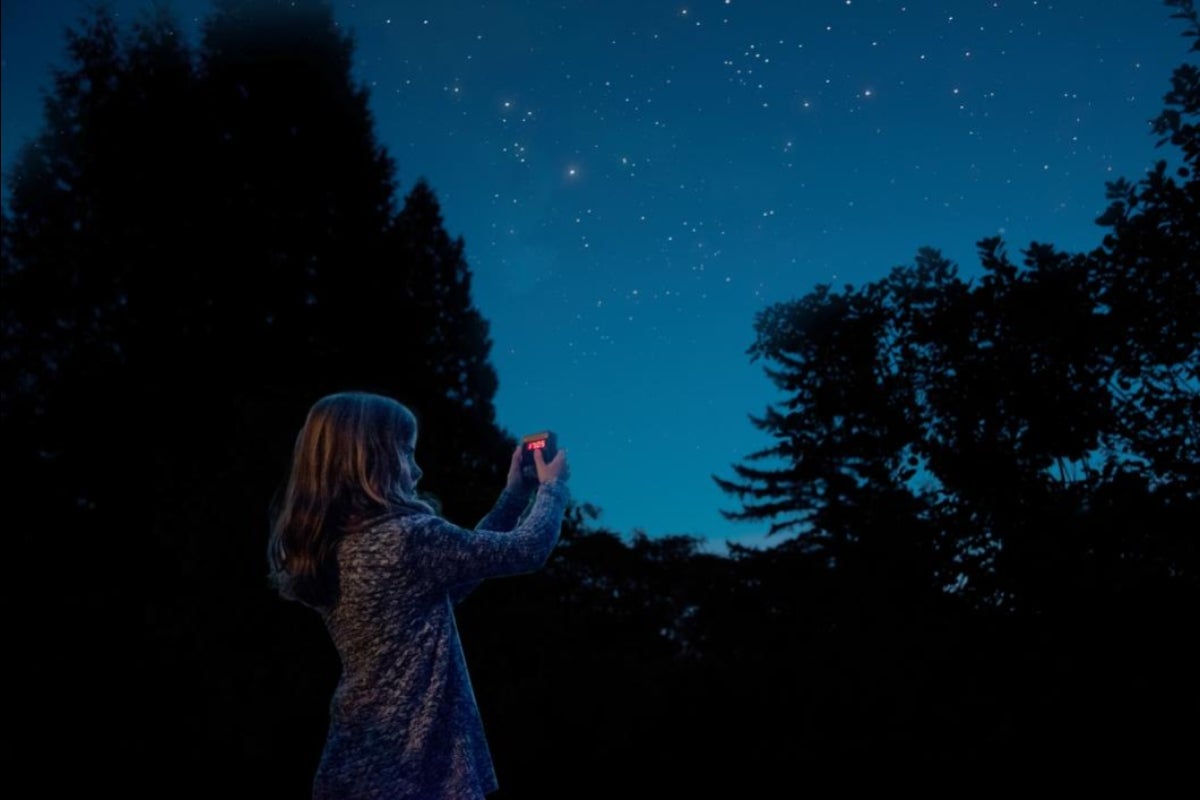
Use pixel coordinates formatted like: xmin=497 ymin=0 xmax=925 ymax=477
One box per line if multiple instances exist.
xmin=526 ymin=440 xmax=547 ymax=450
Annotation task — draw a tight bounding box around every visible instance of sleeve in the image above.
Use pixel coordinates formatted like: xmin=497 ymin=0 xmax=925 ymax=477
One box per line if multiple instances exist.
xmin=475 ymin=484 xmax=535 ymax=533
xmin=406 ymin=480 xmax=569 ymax=598
xmin=449 ymin=484 xmax=536 ymax=604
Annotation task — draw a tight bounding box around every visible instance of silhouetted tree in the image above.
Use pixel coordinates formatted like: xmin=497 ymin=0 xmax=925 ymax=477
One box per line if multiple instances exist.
xmin=2 ymin=8 xmax=202 ymax=783
xmin=391 ymin=179 xmax=511 ymax=523
xmin=714 ymin=0 xmax=1198 ymax=779
xmin=2 ymin=1 xmax=517 ymax=792
xmin=717 ymin=3 xmax=1198 ymax=617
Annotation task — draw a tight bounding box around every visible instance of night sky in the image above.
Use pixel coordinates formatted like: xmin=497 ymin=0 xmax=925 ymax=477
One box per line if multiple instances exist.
xmin=1 ymin=0 xmax=1187 ymax=550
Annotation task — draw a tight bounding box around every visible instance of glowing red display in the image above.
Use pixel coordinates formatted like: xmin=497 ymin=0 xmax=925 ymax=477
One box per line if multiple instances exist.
xmin=526 ymin=440 xmax=547 ymax=450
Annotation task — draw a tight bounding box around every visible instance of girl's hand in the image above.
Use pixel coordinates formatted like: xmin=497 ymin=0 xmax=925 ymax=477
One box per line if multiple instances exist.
xmin=505 ymin=445 xmax=525 ymax=491
xmin=534 ymin=447 xmax=570 ymax=485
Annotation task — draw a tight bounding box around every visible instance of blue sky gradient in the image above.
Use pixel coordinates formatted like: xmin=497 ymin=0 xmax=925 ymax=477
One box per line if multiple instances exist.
xmin=2 ymin=0 xmax=1187 ymax=550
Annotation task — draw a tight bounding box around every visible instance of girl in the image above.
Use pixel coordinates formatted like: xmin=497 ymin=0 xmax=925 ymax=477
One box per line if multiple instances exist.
xmin=268 ymin=391 xmax=570 ymax=798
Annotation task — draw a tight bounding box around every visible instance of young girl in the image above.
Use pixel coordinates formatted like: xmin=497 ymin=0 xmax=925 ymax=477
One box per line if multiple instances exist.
xmin=267 ymin=391 xmax=570 ymax=799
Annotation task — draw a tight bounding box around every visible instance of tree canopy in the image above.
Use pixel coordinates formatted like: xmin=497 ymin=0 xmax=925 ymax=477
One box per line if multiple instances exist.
xmin=716 ymin=0 xmax=1199 ymax=617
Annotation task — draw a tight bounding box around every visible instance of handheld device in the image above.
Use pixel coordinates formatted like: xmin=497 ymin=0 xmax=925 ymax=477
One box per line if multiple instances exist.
xmin=520 ymin=430 xmax=558 ymax=483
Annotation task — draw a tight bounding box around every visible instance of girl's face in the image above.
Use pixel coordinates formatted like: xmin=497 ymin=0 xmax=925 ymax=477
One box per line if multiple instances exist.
xmin=401 ymin=435 xmax=423 ymax=492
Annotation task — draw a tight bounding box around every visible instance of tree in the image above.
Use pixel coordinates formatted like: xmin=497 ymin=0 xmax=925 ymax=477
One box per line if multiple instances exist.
xmin=2 ymin=1 xmax=517 ymax=790
xmin=390 ymin=179 xmax=511 ymax=523
xmin=714 ymin=5 xmax=1198 ymax=776
xmin=712 ymin=258 xmax=953 ymax=607
xmin=716 ymin=0 xmax=1199 ymax=616
xmin=2 ymin=9 xmax=206 ymax=782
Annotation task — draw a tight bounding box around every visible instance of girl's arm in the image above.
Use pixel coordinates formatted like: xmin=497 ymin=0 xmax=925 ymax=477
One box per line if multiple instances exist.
xmin=409 ymin=480 xmax=570 ymax=597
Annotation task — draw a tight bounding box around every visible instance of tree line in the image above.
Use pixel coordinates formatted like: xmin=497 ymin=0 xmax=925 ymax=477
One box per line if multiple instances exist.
xmin=3 ymin=0 xmax=1195 ymax=795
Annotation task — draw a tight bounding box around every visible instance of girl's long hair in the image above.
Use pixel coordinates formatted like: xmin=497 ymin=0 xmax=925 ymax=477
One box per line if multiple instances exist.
xmin=267 ymin=391 xmax=437 ymax=609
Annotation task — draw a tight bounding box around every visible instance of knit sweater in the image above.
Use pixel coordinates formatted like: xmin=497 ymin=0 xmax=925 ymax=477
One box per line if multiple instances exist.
xmin=312 ymin=479 xmax=570 ymax=800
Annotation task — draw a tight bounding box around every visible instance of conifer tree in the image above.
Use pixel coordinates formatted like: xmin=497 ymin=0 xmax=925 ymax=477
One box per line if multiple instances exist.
xmin=2 ymin=1 xmax=518 ymax=788
xmin=392 ymin=179 xmax=510 ymax=521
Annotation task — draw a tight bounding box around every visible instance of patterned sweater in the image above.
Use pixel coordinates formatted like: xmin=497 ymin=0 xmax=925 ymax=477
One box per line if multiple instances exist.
xmin=312 ymin=479 xmax=570 ymax=799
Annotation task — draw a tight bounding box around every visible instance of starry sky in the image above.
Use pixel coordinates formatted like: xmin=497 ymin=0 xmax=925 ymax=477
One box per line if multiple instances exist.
xmin=1 ymin=0 xmax=1188 ymax=551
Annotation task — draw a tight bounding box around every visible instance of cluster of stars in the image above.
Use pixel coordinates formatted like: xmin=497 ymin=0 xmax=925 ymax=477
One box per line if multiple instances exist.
xmin=0 ymin=0 xmax=1183 ymax=549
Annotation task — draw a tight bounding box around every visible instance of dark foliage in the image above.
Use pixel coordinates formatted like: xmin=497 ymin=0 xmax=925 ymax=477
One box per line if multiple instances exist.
xmin=2 ymin=1 xmax=512 ymax=793
xmin=4 ymin=1 xmax=1196 ymax=796
xmin=718 ymin=6 xmax=1198 ymax=616
xmin=712 ymin=0 xmax=1199 ymax=785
